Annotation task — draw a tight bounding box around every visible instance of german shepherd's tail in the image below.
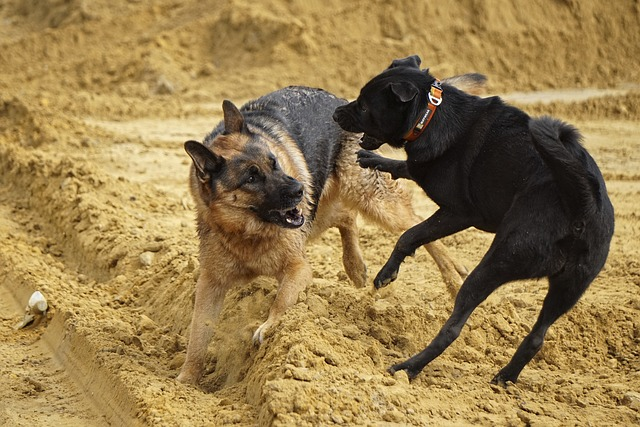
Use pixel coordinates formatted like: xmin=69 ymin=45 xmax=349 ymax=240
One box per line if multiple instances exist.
xmin=529 ymin=116 xmax=599 ymax=221
xmin=442 ymin=73 xmax=487 ymax=95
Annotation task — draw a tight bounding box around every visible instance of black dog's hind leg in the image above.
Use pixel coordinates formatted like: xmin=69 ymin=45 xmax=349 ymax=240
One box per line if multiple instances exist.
xmin=357 ymin=150 xmax=412 ymax=180
xmin=389 ymin=258 xmax=513 ymax=379
xmin=388 ymin=221 xmax=559 ymax=381
xmin=491 ymin=271 xmax=592 ymax=385
xmin=374 ymin=209 xmax=473 ymax=288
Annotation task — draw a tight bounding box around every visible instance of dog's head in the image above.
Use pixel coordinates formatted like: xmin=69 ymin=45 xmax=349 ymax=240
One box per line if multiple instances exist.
xmin=333 ymin=54 xmax=431 ymax=148
xmin=185 ymin=100 xmax=305 ymax=230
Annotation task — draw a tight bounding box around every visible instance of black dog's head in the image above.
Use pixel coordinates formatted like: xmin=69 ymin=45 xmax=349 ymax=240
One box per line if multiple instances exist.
xmin=185 ymin=100 xmax=305 ymax=230
xmin=333 ymin=55 xmax=433 ymax=148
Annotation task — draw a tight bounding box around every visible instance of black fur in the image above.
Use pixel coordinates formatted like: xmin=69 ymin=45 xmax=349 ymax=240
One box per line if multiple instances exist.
xmin=333 ymin=55 xmax=615 ymax=384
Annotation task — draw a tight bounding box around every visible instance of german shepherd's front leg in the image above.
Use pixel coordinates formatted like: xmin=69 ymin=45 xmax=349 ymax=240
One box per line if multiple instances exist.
xmin=253 ymin=257 xmax=312 ymax=344
xmin=177 ymin=271 xmax=230 ymax=385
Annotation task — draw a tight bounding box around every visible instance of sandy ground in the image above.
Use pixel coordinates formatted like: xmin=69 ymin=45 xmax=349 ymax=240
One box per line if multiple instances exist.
xmin=1 ymin=1 xmax=639 ymax=426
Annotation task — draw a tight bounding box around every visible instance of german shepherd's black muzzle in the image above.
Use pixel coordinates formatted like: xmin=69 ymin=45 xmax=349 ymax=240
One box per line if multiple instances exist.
xmin=257 ymin=174 xmax=305 ymax=229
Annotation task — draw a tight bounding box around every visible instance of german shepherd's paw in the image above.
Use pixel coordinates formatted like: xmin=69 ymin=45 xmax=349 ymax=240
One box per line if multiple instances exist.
xmin=176 ymin=369 xmax=198 ymax=386
xmin=343 ymin=255 xmax=367 ymax=288
xmin=347 ymin=266 xmax=368 ymax=288
xmin=252 ymin=320 xmax=272 ymax=345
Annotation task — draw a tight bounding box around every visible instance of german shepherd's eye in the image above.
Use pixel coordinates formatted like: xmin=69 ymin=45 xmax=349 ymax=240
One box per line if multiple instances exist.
xmin=270 ymin=155 xmax=278 ymax=170
xmin=245 ymin=165 xmax=263 ymax=185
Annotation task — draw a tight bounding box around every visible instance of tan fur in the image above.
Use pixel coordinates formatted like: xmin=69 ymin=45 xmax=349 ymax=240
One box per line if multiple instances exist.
xmin=441 ymin=73 xmax=487 ymax=96
xmin=327 ymin=134 xmax=468 ymax=295
xmin=177 ymin=115 xmax=467 ymax=386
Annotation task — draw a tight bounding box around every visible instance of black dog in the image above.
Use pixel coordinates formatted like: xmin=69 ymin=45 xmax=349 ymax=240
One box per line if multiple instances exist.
xmin=333 ymin=55 xmax=614 ymax=385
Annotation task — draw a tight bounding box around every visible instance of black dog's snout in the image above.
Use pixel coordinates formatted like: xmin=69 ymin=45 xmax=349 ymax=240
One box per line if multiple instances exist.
xmin=333 ymin=104 xmax=360 ymax=133
xmin=333 ymin=105 xmax=351 ymax=124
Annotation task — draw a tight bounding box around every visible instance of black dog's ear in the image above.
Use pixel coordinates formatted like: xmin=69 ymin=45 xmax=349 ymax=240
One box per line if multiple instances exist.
xmin=184 ymin=140 xmax=226 ymax=184
xmin=222 ymin=100 xmax=246 ymax=134
xmin=390 ymin=82 xmax=419 ymax=102
xmin=388 ymin=55 xmax=422 ymax=69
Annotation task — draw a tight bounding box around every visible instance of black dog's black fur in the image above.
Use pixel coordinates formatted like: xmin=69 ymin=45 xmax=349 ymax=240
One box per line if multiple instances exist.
xmin=333 ymin=55 xmax=615 ymax=385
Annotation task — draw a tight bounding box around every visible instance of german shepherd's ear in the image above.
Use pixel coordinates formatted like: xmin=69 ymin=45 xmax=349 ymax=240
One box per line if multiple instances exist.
xmin=390 ymin=81 xmax=419 ymax=102
xmin=222 ymin=100 xmax=247 ymax=134
xmin=388 ymin=55 xmax=422 ymax=69
xmin=184 ymin=140 xmax=226 ymax=183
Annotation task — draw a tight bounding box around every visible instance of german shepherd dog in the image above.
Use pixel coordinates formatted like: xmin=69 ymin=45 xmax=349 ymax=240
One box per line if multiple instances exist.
xmin=176 ymin=84 xmax=487 ymax=385
xmin=333 ymin=55 xmax=614 ymax=385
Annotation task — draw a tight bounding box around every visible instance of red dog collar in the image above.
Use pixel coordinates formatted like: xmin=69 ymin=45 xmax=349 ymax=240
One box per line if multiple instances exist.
xmin=403 ymin=80 xmax=443 ymax=143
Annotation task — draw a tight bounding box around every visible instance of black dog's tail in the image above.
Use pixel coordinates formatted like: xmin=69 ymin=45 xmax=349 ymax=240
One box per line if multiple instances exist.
xmin=529 ymin=116 xmax=599 ymax=220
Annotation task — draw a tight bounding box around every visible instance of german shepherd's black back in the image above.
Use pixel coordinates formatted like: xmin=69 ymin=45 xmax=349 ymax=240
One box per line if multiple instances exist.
xmin=204 ymin=86 xmax=347 ymax=218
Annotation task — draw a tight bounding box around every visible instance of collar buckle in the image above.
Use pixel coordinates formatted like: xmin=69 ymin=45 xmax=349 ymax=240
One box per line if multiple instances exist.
xmin=403 ymin=79 xmax=443 ymax=143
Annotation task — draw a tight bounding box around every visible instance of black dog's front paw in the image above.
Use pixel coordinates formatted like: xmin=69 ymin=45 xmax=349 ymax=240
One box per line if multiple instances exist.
xmin=356 ymin=150 xmax=410 ymax=180
xmin=356 ymin=149 xmax=385 ymax=170
xmin=373 ymin=262 xmax=399 ymax=289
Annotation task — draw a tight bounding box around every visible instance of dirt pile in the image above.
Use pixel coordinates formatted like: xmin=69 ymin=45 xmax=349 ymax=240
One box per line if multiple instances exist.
xmin=1 ymin=0 xmax=639 ymax=426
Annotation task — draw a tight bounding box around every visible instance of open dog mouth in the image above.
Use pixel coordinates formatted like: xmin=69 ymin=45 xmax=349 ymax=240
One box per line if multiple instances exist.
xmin=269 ymin=206 xmax=305 ymax=229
